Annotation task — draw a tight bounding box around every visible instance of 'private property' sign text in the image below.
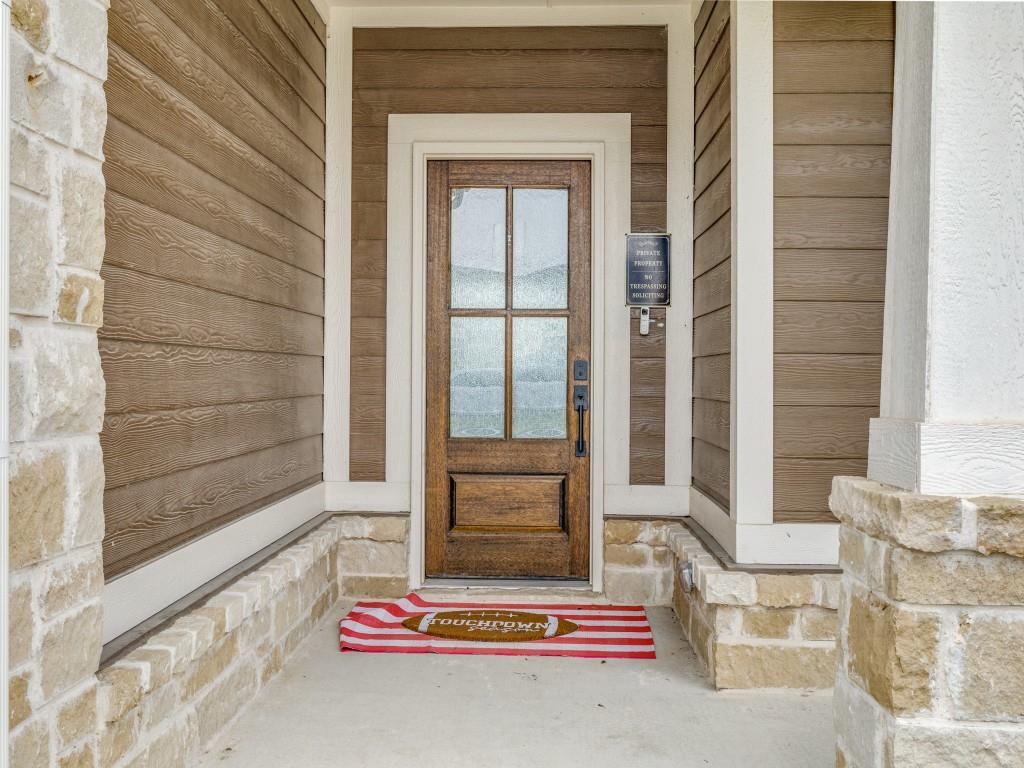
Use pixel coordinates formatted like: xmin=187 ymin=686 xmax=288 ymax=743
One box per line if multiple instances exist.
xmin=626 ymin=233 xmax=671 ymax=306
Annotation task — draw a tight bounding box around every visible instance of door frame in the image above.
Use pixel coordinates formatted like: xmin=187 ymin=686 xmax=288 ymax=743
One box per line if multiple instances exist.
xmin=390 ymin=114 xmax=631 ymax=591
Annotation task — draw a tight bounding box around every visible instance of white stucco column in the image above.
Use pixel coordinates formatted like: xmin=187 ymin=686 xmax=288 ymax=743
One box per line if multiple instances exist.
xmin=869 ymin=2 xmax=1024 ymax=496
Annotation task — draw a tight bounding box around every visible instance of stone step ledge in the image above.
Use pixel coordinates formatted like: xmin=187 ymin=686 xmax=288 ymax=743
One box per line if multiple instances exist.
xmin=831 ymin=476 xmax=1024 ymax=557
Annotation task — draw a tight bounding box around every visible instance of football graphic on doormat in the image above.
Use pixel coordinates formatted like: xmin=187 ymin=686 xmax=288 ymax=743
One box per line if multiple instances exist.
xmin=401 ymin=610 xmax=579 ymax=642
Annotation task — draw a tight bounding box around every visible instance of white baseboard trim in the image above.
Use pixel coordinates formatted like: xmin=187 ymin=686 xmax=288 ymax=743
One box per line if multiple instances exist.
xmin=603 ymin=484 xmax=689 ymax=517
xmin=735 ymin=521 xmax=839 ymax=566
xmin=103 ymin=482 xmax=326 ymax=643
xmin=688 ymin=487 xmax=737 ymax=558
xmin=325 ymin=480 xmax=410 ymax=513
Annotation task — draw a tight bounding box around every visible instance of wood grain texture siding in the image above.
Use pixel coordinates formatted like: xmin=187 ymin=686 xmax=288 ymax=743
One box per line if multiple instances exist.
xmin=773 ymin=250 xmax=885 ymax=302
xmin=774 ymin=457 xmax=867 ymax=523
xmin=693 ymin=398 xmax=729 ymax=452
xmin=218 ymin=0 xmax=325 ymax=114
xmin=630 ymin=309 xmax=666 ymax=481
xmin=102 ymin=0 xmax=326 ymax=579
xmin=774 ymin=405 xmax=875 ymax=459
xmin=774 ymin=145 xmax=890 ymax=197
xmin=692 ymin=2 xmax=730 ymax=511
xmin=771 ymin=2 xmax=893 ymax=524
xmin=353 ymin=26 xmax=667 ymax=50
xmin=692 ymin=439 xmax=730 ymax=509
xmin=693 ymin=258 xmax=730 ymax=317
xmin=104 ymin=192 xmax=324 ymax=315
xmin=351 ymin=26 xmax=668 ymax=484
xmin=104 ymin=437 xmax=323 ymax=576
xmin=109 ymin=0 xmax=324 ymax=192
xmin=354 ymin=50 xmax=666 ymax=90
xmin=102 ymin=396 xmax=323 ymax=489
xmin=104 ymin=118 xmax=324 ymax=275
xmin=100 ymin=341 xmax=323 ymax=415
xmin=353 ymin=89 xmax=668 ymax=128
xmin=106 ymin=43 xmax=324 ymax=235
xmin=100 ymin=266 xmax=323 ymax=356
xmin=774 ymin=93 xmax=892 ymax=145
xmin=774 ymin=42 xmax=894 ymax=94
xmin=773 ymin=2 xmax=895 ymax=41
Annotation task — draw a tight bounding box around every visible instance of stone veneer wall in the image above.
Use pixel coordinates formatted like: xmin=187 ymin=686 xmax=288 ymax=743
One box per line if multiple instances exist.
xmin=335 ymin=514 xmax=410 ymax=599
xmin=605 ymin=519 xmax=840 ymax=689
xmin=8 ymin=0 xmax=110 ymax=763
xmin=94 ymin=525 xmax=338 ymax=767
xmin=831 ymin=477 xmax=1024 ymax=768
xmin=603 ymin=519 xmax=677 ymax=605
xmin=10 ymin=506 xmax=416 ymax=767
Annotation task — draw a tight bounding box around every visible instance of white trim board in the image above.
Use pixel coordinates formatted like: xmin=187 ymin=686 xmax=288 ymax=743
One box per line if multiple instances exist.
xmin=326 ymin=480 xmax=409 ymax=512
xmin=689 ymin=487 xmax=736 ymax=557
xmin=736 ymin=521 xmax=839 ymax=566
xmin=729 ymin=0 xmax=774 ymax=527
xmin=605 ymin=483 xmax=688 ymax=516
xmin=323 ymin=4 xmax=694 ymax=514
xmin=869 ymin=419 xmax=1024 ymax=496
xmin=323 ymin=17 xmax=351 ymax=486
xmin=103 ymin=483 xmax=325 ymax=642
xmin=689 ymin=487 xmax=839 ymax=565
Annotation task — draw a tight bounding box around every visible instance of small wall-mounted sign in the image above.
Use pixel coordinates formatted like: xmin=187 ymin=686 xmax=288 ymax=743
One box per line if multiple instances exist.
xmin=626 ymin=233 xmax=671 ymax=306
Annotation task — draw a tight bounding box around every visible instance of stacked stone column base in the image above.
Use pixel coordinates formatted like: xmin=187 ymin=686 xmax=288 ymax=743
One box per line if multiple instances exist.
xmin=831 ymin=477 xmax=1024 ymax=768
xmin=603 ymin=519 xmax=840 ymax=689
xmin=334 ymin=514 xmax=410 ymax=598
xmin=667 ymin=526 xmax=840 ymax=689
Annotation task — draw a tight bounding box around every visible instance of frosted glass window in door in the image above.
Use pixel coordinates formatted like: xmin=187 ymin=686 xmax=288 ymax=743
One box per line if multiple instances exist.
xmin=451 ymin=188 xmax=506 ymax=308
xmin=512 ymin=188 xmax=568 ymax=309
xmin=450 ymin=317 xmax=505 ymax=438
xmin=512 ymin=317 xmax=567 ymax=439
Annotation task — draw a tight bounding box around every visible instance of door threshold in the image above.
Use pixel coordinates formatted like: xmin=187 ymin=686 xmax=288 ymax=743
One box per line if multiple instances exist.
xmin=421 ymin=578 xmax=592 ymax=589
xmin=418 ymin=578 xmax=603 ymax=602
xmin=417 ymin=581 xmax=606 ymax=606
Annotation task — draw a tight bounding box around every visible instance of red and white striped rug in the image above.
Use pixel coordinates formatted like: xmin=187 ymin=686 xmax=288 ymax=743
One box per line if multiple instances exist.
xmin=339 ymin=593 xmax=655 ymax=659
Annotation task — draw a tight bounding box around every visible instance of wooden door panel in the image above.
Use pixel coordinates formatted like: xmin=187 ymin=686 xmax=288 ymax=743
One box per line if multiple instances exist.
xmin=425 ymin=159 xmax=591 ymax=579
xmin=452 ymin=474 xmax=564 ymax=530
xmin=448 ymin=441 xmax=568 ymax=470
xmin=444 ymin=531 xmax=571 ymax=578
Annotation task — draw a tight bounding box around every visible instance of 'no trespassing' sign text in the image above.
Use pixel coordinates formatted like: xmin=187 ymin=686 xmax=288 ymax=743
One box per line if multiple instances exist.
xmin=626 ymin=233 xmax=670 ymax=306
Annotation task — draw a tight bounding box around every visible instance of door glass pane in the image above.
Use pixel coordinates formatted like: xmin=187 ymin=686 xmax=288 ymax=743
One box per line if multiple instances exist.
xmin=512 ymin=317 xmax=567 ymax=439
xmin=450 ymin=317 xmax=505 ymax=438
xmin=512 ymin=188 xmax=568 ymax=309
xmin=451 ymin=188 xmax=506 ymax=308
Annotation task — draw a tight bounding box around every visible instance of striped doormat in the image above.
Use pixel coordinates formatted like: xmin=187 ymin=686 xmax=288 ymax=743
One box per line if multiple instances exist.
xmin=339 ymin=593 xmax=656 ymax=659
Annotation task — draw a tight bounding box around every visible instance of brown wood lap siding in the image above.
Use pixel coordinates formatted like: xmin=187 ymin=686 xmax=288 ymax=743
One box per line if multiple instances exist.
xmin=772 ymin=1 xmax=894 ymax=523
xmin=692 ymin=2 xmax=731 ymax=511
xmin=351 ymin=26 xmax=669 ymax=484
xmin=100 ymin=0 xmax=327 ymax=578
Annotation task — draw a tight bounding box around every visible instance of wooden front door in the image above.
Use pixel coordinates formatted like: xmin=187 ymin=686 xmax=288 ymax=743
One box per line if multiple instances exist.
xmin=425 ymin=160 xmax=592 ymax=579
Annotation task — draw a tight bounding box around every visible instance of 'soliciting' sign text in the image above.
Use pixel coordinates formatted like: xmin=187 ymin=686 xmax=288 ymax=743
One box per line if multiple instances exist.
xmin=626 ymin=233 xmax=670 ymax=306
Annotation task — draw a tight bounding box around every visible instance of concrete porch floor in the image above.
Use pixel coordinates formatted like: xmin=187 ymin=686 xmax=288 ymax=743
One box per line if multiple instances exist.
xmin=198 ymin=601 xmax=834 ymax=768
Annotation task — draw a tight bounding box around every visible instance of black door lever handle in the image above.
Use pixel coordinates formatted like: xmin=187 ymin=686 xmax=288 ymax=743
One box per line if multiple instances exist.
xmin=573 ymin=385 xmax=589 ymax=457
